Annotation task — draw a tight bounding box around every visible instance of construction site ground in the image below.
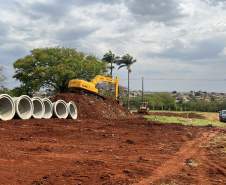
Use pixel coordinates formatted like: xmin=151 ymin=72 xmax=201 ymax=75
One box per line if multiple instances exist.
xmin=1 ymin=93 xmax=226 ymax=185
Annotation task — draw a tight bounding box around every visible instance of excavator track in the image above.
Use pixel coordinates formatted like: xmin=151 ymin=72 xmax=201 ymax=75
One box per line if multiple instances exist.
xmin=79 ymin=90 xmax=105 ymax=100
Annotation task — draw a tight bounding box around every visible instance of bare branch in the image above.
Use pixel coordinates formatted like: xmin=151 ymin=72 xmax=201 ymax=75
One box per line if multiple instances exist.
xmin=0 ymin=66 xmax=7 ymax=90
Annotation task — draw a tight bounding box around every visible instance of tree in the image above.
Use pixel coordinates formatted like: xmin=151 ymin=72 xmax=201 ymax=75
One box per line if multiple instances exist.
xmin=118 ymin=54 xmax=137 ymax=109
xmin=188 ymin=94 xmax=193 ymax=98
xmin=161 ymin=92 xmax=175 ymax=109
xmin=102 ymin=50 xmax=120 ymax=78
xmin=195 ymin=91 xmax=201 ymax=96
xmin=149 ymin=99 xmax=156 ymax=110
xmin=210 ymin=96 xmax=216 ymax=102
xmin=13 ymin=47 xmax=108 ymax=96
xmin=0 ymin=66 xmax=7 ymax=91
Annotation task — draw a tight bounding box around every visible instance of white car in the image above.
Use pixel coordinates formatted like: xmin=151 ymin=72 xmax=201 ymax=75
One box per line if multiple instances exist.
xmin=219 ymin=110 xmax=226 ymax=122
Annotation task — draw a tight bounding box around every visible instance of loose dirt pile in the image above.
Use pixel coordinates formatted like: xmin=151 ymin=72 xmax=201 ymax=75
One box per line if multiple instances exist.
xmin=0 ymin=93 xmax=226 ymax=184
xmin=50 ymin=93 xmax=134 ymax=120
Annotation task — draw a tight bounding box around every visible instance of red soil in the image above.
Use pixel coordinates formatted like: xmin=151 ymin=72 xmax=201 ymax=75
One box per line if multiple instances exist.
xmin=50 ymin=93 xmax=133 ymax=120
xmin=0 ymin=93 xmax=226 ymax=184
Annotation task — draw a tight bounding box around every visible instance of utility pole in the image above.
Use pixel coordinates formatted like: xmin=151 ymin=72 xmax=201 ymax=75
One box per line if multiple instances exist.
xmin=142 ymin=77 xmax=144 ymax=102
xmin=110 ymin=57 xmax=113 ymax=78
xmin=128 ymin=69 xmax=130 ymax=110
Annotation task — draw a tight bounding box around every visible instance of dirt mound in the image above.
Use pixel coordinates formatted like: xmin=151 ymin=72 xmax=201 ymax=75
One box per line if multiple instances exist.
xmin=148 ymin=112 xmax=204 ymax=119
xmin=50 ymin=93 xmax=134 ymax=119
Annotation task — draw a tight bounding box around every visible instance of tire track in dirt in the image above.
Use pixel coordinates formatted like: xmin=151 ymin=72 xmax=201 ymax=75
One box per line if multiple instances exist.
xmin=203 ymin=114 xmax=219 ymax=122
xmin=198 ymin=130 xmax=226 ymax=183
xmin=136 ymin=131 xmax=219 ymax=185
xmin=202 ymin=157 xmax=226 ymax=179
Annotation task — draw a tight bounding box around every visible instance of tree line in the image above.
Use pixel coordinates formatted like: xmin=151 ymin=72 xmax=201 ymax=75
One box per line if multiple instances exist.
xmin=177 ymin=99 xmax=226 ymax=112
xmin=123 ymin=92 xmax=226 ymax=112
xmin=122 ymin=92 xmax=176 ymax=110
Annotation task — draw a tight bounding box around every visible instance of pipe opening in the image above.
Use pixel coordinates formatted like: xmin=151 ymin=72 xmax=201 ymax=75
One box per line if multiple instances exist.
xmin=32 ymin=97 xmax=44 ymax=119
xmin=0 ymin=94 xmax=15 ymax=121
xmin=43 ymin=98 xmax=53 ymax=119
xmin=52 ymin=100 xmax=68 ymax=119
xmin=67 ymin=101 xmax=77 ymax=119
xmin=13 ymin=95 xmax=33 ymax=119
xmin=18 ymin=99 xmax=32 ymax=119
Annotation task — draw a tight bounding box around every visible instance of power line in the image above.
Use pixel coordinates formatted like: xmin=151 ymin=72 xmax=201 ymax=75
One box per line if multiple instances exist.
xmin=120 ymin=78 xmax=226 ymax=81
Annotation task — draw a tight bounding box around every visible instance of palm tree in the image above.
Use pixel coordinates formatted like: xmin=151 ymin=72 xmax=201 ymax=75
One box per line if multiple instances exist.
xmin=118 ymin=54 xmax=137 ymax=109
xmin=102 ymin=50 xmax=120 ymax=78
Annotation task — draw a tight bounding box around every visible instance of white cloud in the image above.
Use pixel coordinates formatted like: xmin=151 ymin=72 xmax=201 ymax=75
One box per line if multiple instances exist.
xmin=220 ymin=47 xmax=226 ymax=56
xmin=0 ymin=0 xmax=226 ymax=92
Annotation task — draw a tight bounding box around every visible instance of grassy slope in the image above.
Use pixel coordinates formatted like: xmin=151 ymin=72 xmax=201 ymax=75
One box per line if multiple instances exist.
xmin=144 ymin=115 xmax=225 ymax=127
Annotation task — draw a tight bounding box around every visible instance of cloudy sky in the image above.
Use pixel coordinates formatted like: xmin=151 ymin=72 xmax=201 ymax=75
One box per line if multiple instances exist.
xmin=1 ymin=0 xmax=226 ymax=92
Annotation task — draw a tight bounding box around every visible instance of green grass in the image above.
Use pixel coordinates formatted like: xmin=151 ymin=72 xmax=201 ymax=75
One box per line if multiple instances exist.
xmin=143 ymin=115 xmax=226 ymax=127
xmin=130 ymin=109 xmax=219 ymax=114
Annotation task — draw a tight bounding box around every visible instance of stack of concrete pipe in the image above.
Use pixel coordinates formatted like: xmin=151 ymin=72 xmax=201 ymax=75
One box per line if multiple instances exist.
xmin=0 ymin=94 xmax=77 ymax=121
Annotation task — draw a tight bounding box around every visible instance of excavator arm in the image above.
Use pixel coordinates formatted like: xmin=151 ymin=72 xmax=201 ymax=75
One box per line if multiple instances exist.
xmin=91 ymin=75 xmax=119 ymax=100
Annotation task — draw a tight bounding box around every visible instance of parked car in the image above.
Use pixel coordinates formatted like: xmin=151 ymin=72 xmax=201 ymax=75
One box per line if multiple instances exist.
xmin=219 ymin=110 xmax=226 ymax=122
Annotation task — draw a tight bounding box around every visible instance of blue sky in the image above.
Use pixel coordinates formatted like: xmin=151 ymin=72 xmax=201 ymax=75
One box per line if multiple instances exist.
xmin=1 ymin=0 xmax=226 ymax=92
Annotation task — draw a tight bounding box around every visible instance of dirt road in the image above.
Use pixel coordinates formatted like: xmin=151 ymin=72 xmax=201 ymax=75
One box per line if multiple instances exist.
xmin=0 ymin=94 xmax=226 ymax=184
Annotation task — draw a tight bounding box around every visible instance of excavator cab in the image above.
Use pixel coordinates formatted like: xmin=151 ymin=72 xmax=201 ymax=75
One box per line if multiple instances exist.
xmin=137 ymin=102 xmax=149 ymax=114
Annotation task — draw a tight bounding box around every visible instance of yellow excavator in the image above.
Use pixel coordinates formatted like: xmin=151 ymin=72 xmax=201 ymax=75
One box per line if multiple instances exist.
xmin=68 ymin=75 xmax=119 ymax=101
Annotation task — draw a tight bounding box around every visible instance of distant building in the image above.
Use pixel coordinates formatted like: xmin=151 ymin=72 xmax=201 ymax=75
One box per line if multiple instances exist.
xmin=205 ymin=97 xmax=211 ymax=102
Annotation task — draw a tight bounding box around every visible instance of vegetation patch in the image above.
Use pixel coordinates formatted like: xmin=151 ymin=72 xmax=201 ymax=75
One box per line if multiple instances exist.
xmin=143 ymin=115 xmax=226 ymax=127
xmin=206 ymin=136 xmax=226 ymax=159
xmin=212 ymin=136 xmax=226 ymax=153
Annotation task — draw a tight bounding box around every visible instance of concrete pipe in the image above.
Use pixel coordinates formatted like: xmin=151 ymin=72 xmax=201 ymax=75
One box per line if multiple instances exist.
xmin=13 ymin=95 xmax=33 ymax=119
xmin=52 ymin=100 xmax=68 ymax=119
xmin=32 ymin=97 xmax=44 ymax=119
xmin=67 ymin=101 xmax=78 ymax=119
xmin=0 ymin=94 xmax=15 ymax=121
xmin=42 ymin=98 xmax=53 ymax=119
